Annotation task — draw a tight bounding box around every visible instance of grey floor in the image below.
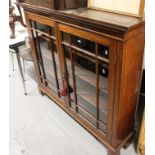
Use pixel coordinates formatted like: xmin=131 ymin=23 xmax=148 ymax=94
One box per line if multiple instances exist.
xmin=9 ymin=55 xmax=137 ymax=155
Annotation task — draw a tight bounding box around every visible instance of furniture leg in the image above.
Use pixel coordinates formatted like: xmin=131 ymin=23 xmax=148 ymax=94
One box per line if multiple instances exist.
xmin=16 ymin=51 xmax=27 ymax=95
xmin=9 ymin=20 xmax=15 ymax=39
xmin=22 ymin=58 xmax=26 ymax=78
xmin=38 ymin=87 xmax=44 ymax=96
xmin=16 ymin=4 xmax=26 ymax=27
xmin=11 ymin=52 xmax=15 ymax=71
xmin=39 ymin=90 xmax=45 ymax=96
xmin=123 ymin=138 xmax=132 ymax=149
xmin=108 ymin=150 xmax=120 ymax=155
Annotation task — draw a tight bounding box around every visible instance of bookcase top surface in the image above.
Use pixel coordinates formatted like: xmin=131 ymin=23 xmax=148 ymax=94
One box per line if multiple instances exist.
xmin=59 ymin=8 xmax=144 ymax=30
xmin=20 ymin=2 xmax=145 ymax=34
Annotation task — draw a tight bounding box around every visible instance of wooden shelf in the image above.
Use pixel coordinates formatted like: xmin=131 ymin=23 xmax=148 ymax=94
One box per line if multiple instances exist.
xmin=41 ymin=44 xmax=108 ymax=115
xmin=41 ymin=51 xmax=108 ymax=121
xmin=40 ymin=40 xmax=108 ymax=92
xmin=38 ymin=34 xmax=108 ymax=127
xmin=43 ymin=59 xmax=108 ymax=121
xmin=41 ymin=46 xmax=108 ymax=93
xmin=65 ymin=58 xmax=108 ymax=92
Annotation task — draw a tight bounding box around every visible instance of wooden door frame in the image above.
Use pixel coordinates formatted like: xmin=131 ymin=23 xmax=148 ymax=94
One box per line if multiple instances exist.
xmin=57 ymin=23 xmax=118 ymax=144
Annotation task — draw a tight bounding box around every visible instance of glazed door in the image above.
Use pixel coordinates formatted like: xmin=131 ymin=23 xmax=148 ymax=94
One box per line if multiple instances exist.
xmin=58 ymin=24 xmax=116 ymax=136
xmin=26 ymin=14 xmax=64 ymax=100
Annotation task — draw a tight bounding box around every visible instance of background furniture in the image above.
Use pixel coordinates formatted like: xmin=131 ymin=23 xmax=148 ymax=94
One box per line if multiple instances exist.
xmin=9 ymin=0 xmax=26 ymax=39
xmin=9 ymin=28 xmax=32 ymax=95
xmin=9 ymin=48 xmax=16 ymax=71
xmin=137 ymin=111 xmax=145 ymax=155
xmin=18 ymin=37 xmax=33 ymax=79
xmin=133 ymin=69 xmax=145 ymax=155
xmin=19 ymin=2 xmax=145 ymax=155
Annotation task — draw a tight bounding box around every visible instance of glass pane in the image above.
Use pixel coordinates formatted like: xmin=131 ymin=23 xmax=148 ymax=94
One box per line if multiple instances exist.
xmin=63 ymin=46 xmax=97 ymax=126
xmin=62 ymin=32 xmax=95 ymax=54
xmin=98 ymin=44 xmax=109 ymax=59
xmin=36 ymin=22 xmax=55 ymax=36
xmin=76 ymin=59 xmax=97 ymax=126
xmin=61 ymin=32 xmax=109 ymax=132
xmin=30 ymin=20 xmax=55 ymax=36
xmin=98 ymin=62 xmax=109 ymax=131
xmin=62 ymin=32 xmax=70 ymax=43
xmin=30 ymin=20 xmax=63 ymax=99
xmin=30 ymin=20 xmax=35 ymax=28
xmin=39 ymin=39 xmax=62 ymax=95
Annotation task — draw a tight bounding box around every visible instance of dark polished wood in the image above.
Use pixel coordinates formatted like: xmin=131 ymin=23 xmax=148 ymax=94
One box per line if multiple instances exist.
xmin=19 ymin=0 xmax=87 ymax=10
xmin=21 ymin=2 xmax=145 ymax=155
